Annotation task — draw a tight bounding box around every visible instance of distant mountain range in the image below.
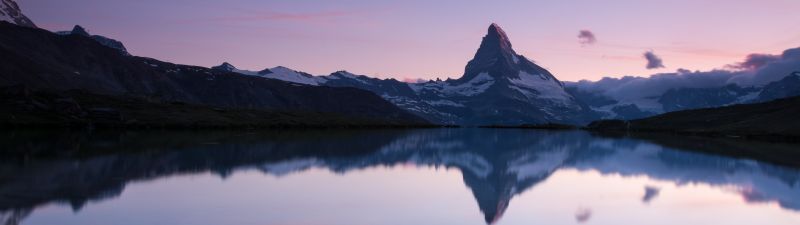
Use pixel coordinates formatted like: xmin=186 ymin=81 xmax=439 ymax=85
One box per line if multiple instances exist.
xmin=215 ymin=24 xmax=598 ymax=125
xmin=212 ymin=24 xmax=800 ymax=125
xmin=567 ymin=72 xmax=800 ymax=120
xmin=564 ymin=45 xmax=800 ymax=120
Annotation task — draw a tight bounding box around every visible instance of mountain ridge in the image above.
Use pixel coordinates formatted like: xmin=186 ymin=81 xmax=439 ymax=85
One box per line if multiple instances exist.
xmin=56 ymin=25 xmax=131 ymax=56
xmin=0 ymin=22 xmax=428 ymax=126
xmin=217 ymin=24 xmax=597 ymax=126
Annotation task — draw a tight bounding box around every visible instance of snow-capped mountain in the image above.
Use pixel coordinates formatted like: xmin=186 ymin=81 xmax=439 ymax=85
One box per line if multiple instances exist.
xmin=567 ymin=71 xmax=800 ymax=119
xmin=566 ymin=45 xmax=800 ymax=120
xmin=0 ymin=0 xmax=35 ymax=28
xmin=404 ymin=24 xmax=596 ymax=125
xmin=56 ymin=25 xmax=130 ymax=56
xmin=218 ymin=24 xmax=597 ymax=125
xmin=757 ymin=71 xmax=800 ymax=102
xmin=657 ymin=84 xmax=761 ymax=112
xmin=213 ymin=63 xmax=326 ymax=86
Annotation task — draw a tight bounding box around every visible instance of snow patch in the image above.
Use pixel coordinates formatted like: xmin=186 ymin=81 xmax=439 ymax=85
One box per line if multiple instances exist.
xmin=424 ymin=100 xmax=465 ymax=107
xmin=264 ymin=66 xmax=325 ymax=85
xmin=223 ymin=65 xmax=325 ymax=85
xmin=509 ymin=71 xmax=574 ymax=104
xmin=440 ymin=72 xmax=495 ymax=96
xmin=409 ymin=152 xmax=493 ymax=178
xmin=331 ymin=71 xmax=371 ymax=85
xmin=507 ymin=149 xmax=568 ymax=181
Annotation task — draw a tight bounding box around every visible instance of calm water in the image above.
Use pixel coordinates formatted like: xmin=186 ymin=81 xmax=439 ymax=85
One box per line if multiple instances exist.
xmin=1 ymin=129 xmax=799 ymax=225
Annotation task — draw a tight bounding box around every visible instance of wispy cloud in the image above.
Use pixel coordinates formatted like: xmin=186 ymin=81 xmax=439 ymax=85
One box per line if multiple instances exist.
xmin=599 ymin=42 xmax=747 ymax=59
xmin=174 ymin=8 xmax=364 ymax=26
xmin=211 ymin=10 xmax=357 ymax=23
xmin=643 ymin=51 xmax=665 ymax=69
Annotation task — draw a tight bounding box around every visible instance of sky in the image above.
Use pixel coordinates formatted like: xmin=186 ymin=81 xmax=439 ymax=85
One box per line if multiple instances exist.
xmin=19 ymin=0 xmax=800 ymax=82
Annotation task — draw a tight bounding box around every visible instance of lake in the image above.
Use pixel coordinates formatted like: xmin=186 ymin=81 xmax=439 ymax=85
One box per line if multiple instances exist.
xmin=1 ymin=129 xmax=799 ymax=225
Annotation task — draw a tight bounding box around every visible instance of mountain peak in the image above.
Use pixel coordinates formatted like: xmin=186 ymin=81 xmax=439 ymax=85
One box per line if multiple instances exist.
xmin=487 ymin=23 xmax=511 ymax=44
xmin=272 ymin=66 xmax=293 ymax=71
xmin=71 ymin=25 xmax=91 ymax=37
xmin=212 ymin=62 xmax=237 ymax=71
xmin=458 ymin=23 xmax=522 ymax=82
xmin=483 ymin=23 xmax=514 ymax=54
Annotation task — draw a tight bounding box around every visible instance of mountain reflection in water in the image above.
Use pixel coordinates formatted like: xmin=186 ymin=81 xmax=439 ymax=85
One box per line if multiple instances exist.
xmin=1 ymin=129 xmax=799 ymax=225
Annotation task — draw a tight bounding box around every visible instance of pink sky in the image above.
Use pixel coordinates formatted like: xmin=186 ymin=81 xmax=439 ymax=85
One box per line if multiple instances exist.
xmin=20 ymin=0 xmax=800 ymax=82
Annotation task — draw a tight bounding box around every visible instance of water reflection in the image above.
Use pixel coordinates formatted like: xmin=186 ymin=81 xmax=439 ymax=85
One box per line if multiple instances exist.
xmin=1 ymin=129 xmax=799 ymax=224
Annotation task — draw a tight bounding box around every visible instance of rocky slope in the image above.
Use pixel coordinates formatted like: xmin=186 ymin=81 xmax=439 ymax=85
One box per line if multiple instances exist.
xmin=0 ymin=22 xmax=428 ymax=126
xmin=56 ymin=25 xmax=130 ymax=55
xmin=0 ymin=0 xmax=35 ymax=28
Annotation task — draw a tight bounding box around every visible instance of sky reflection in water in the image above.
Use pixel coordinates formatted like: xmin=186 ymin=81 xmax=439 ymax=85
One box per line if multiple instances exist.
xmin=1 ymin=129 xmax=799 ymax=225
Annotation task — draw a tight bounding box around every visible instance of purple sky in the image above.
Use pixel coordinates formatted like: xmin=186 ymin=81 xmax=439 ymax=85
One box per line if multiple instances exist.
xmin=19 ymin=0 xmax=800 ymax=82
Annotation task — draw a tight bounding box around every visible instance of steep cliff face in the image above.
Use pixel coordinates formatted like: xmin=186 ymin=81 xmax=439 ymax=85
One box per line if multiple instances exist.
xmin=0 ymin=0 xmax=35 ymax=28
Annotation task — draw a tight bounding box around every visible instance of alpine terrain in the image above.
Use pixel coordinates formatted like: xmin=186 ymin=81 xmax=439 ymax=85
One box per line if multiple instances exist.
xmin=0 ymin=21 xmax=428 ymax=127
xmin=217 ymin=24 xmax=598 ymax=125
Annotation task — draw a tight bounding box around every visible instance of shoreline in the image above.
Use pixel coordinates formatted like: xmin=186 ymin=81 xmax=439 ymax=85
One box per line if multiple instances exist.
xmin=584 ymin=128 xmax=800 ymax=143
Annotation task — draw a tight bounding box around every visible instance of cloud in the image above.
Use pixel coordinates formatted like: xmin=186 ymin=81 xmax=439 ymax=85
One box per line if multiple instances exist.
xmin=567 ymin=69 xmax=738 ymax=109
xmin=578 ymin=30 xmax=596 ymax=46
xmin=565 ymin=46 xmax=800 ymax=110
xmin=643 ymin=51 xmax=665 ymax=69
xmin=730 ymin=53 xmax=781 ymax=70
xmin=727 ymin=47 xmax=800 ymax=86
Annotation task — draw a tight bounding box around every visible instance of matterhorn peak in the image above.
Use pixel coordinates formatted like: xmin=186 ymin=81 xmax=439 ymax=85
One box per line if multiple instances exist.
xmin=485 ymin=23 xmax=514 ymax=52
xmin=459 ymin=23 xmax=527 ymax=82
